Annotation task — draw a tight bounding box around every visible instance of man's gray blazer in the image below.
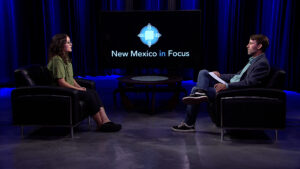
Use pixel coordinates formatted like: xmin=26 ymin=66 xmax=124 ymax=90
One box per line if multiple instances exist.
xmin=220 ymin=53 xmax=270 ymax=89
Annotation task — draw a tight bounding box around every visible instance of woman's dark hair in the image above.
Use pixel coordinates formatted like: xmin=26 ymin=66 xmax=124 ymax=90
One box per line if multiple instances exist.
xmin=250 ymin=34 xmax=269 ymax=52
xmin=48 ymin=34 xmax=71 ymax=63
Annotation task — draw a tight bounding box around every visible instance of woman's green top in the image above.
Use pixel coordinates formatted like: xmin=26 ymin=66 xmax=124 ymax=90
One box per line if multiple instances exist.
xmin=47 ymin=55 xmax=74 ymax=86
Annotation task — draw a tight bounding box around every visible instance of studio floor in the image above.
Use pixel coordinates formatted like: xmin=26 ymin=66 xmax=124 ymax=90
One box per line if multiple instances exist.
xmin=1 ymin=79 xmax=300 ymax=169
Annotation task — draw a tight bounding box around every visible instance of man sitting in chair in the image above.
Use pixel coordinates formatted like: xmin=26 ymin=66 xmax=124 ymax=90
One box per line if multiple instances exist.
xmin=172 ymin=34 xmax=270 ymax=132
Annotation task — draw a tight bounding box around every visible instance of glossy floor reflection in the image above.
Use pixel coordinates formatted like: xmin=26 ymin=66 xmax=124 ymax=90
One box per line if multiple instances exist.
xmin=0 ymin=87 xmax=300 ymax=169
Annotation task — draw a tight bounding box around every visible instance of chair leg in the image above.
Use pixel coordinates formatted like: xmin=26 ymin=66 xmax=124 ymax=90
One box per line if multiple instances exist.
xmin=275 ymin=130 xmax=278 ymax=142
xmin=70 ymin=127 xmax=74 ymax=138
xmin=221 ymin=129 xmax=224 ymax=142
xmin=21 ymin=126 xmax=24 ymax=138
xmin=88 ymin=116 xmax=91 ymax=129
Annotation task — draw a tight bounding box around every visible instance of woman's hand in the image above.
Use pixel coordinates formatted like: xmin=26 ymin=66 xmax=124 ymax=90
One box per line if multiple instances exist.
xmin=72 ymin=79 xmax=86 ymax=91
xmin=58 ymin=78 xmax=86 ymax=91
xmin=79 ymin=87 xmax=86 ymax=91
xmin=76 ymin=87 xmax=86 ymax=91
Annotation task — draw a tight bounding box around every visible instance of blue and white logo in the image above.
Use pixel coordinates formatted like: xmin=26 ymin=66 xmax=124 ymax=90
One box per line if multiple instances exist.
xmin=138 ymin=23 xmax=161 ymax=48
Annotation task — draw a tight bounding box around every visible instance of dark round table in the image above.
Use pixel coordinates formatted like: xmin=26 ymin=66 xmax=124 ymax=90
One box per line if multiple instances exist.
xmin=117 ymin=75 xmax=183 ymax=85
xmin=114 ymin=75 xmax=187 ymax=113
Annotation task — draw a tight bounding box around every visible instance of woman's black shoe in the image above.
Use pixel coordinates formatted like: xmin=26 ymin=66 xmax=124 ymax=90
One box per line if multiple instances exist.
xmin=98 ymin=122 xmax=122 ymax=132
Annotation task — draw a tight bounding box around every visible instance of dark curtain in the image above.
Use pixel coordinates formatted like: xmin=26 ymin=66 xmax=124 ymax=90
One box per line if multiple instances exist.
xmin=1 ymin=0 xmax=299 ymax=91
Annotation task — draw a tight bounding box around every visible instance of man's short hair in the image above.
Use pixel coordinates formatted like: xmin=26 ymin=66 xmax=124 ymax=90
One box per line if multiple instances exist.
xmin=250 ymin=34 xmax=269 ymax=52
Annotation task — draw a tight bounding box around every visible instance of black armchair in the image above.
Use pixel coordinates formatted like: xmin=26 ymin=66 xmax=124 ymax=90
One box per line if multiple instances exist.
xmin=209 ymin=67 xmax=286 ymax=141
xmin=11 ymin=64 xmax=95 ymax=138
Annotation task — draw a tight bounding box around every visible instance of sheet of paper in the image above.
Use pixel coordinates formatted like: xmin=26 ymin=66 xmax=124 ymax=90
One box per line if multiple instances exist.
xmin=209 ymin=72 xmax=228 ymax=85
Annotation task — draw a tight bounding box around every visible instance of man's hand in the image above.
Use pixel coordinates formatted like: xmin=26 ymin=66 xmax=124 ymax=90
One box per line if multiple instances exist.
xmin=212 ymin=71 xmax=220 ymax=77
xmin=214 ymin=83 xmax=227 ymax=93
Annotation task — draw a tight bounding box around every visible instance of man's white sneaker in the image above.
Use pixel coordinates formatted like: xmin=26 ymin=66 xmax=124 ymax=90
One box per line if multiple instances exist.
xmin=182 ymin=92 xmax=208 ymax=104
xmin=172 ymin=122 xmax=195 ymax=132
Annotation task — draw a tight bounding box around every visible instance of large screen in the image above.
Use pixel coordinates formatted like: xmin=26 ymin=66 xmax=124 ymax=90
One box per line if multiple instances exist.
xmin=98 ymin=10 xmax=201 ymax=68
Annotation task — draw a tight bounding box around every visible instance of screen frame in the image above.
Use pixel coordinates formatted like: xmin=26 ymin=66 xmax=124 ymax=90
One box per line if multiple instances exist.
xmin=97 ymin=10 xmax=202 ymax=69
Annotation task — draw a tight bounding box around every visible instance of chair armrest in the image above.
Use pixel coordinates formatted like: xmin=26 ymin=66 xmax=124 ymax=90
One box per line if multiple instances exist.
xmin=216 ymin=88 xmax=286 ymax=100
xmin=75 ymin=78 xmax=95 ymax=90
xmin=11 ymin=86 xmax=80 ymax=98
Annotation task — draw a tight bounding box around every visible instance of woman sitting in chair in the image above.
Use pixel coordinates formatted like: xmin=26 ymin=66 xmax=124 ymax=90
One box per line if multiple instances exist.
xmin=47 ymin=34 xmax=121 ymax=132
